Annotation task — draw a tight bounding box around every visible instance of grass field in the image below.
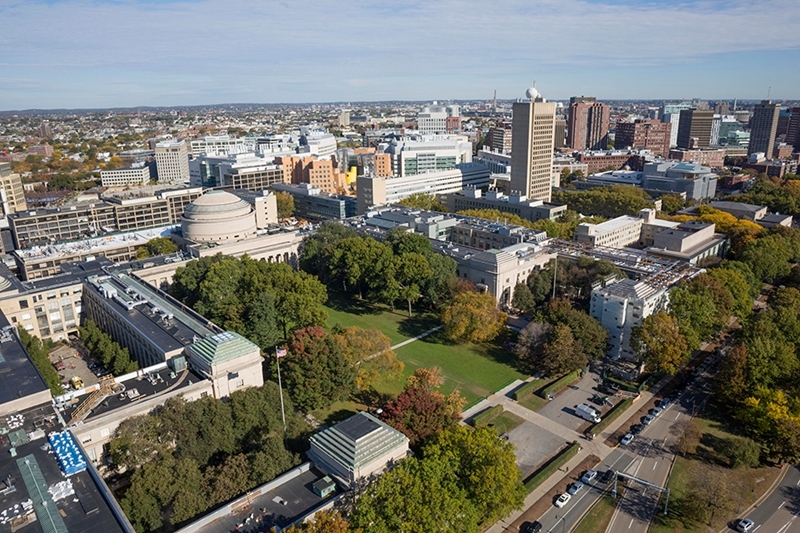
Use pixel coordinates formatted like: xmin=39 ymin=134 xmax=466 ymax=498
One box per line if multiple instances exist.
xmin=487 ymin=410 xmax=524 ymax=435
xmin=573 ymin=494 xmax=618 ymax=533
xmin=311 ymin=292 xmax=527 ymax=424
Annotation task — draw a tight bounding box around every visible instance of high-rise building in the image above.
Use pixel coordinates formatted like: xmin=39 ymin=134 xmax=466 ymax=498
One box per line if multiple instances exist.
xmin=510 ymin=87 xmax=557 ymax=202
xmin=677 ymin=109 xmax=714 ymax=149
xmin=0 ymin=162 xmax=27 ymax=215
xmin=614 ymin=119 xmax=672 ymax=156
xmin=38 ymin=121 xmax=53 ymax=139
xmin=748 ymin=100 xmax=780 ymax=156
xmin=786 ymin=107 xmax=800 ymax=152
xmin=154 ymin=140 xmax=190 ymax=184
xmin=567 ymin=96 xmax=609 ymax=151
xmin=554 ymin=118 xmax=567 ymax=148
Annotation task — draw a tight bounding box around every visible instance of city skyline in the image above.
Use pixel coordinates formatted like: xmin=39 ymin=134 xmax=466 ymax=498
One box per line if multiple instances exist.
xmin=1 ymin=0 xmax=799 ymax=110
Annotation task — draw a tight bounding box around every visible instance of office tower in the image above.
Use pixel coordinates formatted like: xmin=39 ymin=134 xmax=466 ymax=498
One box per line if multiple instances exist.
xmin=786 ymin=107 xmax=800 ymax=152
xmin=417 ymin=103 xmax=460 ymax=134
xmin=748 ymin=100 xmax=780 ymax=156
xmin=614 ymin=119 xmax=672 ymax=156
xmin=38 ymin=121 xmax=53 ymax=139
xmin=154 ymin=140 xmax=190 ymax=184
xmin=567 ymin=96 xmax=610 ymax=150
xmin=510 ymin=87 xmax=557 ymax=202
xmin=0 ymin=162 xmax=27 ymax=215
xmin=554 ymin=118 xmax=567 ymax=148
xmin=714 ymin=102 xmax=730 ymax=115
xmin=338 ymin=111 xmax=350 ymax=127
xmin=676 ymin=109 xmax=714 ymax=149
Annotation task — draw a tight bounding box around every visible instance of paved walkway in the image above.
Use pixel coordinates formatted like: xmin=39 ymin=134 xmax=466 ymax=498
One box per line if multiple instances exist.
xmin=362 ymin=325 xmax=444 ymax=362
xmin=484 ymin=375 xmax=672 ymax=533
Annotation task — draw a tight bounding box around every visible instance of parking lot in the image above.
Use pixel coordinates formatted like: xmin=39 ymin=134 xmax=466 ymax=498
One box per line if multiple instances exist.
xmin=507 ymin=421 xmax=569 ymax=477
xmin=48 ymin=339 xmax=101 ymax=391
xmin=537 ymin=371 xmax=612 ymax=432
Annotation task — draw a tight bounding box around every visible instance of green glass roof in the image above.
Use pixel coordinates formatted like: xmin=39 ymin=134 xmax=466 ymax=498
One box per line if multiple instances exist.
xmin=187 ymin=331 xmax=259 ymax=365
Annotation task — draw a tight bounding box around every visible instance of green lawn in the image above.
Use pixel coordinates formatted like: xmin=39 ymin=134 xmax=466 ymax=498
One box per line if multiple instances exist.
xmin=487 ymin=410 xmax=524 ymax=435
xmin=574 ymin=494 xmax=618 ymax=533
xmin=324 ymin=291 xmax=439 ymax=345
xmin=312 ymin=293 xmax=527 ymax=421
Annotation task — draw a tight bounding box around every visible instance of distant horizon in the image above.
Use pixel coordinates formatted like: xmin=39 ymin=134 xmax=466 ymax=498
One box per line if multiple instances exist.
xmin=2 ymin=0 xmax=799 ymax=110
xmin=1 ymin=97 xmax=797 ymax=116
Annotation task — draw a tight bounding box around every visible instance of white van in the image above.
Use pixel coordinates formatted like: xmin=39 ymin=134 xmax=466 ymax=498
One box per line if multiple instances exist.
xmin=575 ymin=403 xmax=601 ymax=423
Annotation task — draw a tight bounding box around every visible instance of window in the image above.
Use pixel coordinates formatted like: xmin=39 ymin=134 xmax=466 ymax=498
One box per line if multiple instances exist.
xmin=100 ymin=428 xmax=110 ymax=437
xmin=80 ymin=435 xmax=92 ymax=444
xmin=18 ymin=299 xmax=28 ymax=309
xmin=235 ymin=379 xmax=245 ymax=389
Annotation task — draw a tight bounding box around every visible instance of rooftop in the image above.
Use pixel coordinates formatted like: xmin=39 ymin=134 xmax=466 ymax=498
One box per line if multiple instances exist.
xmin=187 ymin=331 xmax=259 ymax=366
xmin=0 ymin=405 xmax=128 ymax=533
xmin=0 ymin=314 xmax=49 ymax=407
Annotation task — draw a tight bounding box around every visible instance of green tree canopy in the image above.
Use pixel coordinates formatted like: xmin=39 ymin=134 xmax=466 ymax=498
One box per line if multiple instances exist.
xmin=135 ymin=236 xmax=178 ymax=259
xmin=630 ymin=311 xmax=689 ymax=375
xmin=441 ymin=290 xmax=507 ymax=343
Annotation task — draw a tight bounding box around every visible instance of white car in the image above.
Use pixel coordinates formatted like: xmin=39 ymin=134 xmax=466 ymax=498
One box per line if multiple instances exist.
xmin=567 ymin=481 xmax=584 ymax=495
xmin=581 ymin=470 xmax=597 ymax=484
xmin=643 ymin=414 xmax=656 ymax=425
xmin=736 ymin=518 xmax=755 ymax=532
xmin=621 ymin=433 xmax=634 ymax=445
xmin=649 ymin=407 xmax=663 ymax=417
xmin=555 ymin=493 xmax=571 ymax=508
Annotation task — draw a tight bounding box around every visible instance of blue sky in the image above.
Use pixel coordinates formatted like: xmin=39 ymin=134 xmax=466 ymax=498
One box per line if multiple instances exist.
xmin=0 ymin=0 xmax=798 ymax=110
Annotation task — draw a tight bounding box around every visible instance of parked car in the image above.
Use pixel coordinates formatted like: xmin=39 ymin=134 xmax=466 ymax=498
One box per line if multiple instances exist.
xmin=659 ymin=397 xmax=672 ymax=408
xmin=621 ymin=433 xmax=634 ymax=445
xmin=521 ymin=522 xmax=542 ymax=533
xmin=649 ymin=407 xmax=663 ymax=417
xmin=53 ymin=361 xmax=65 ymax=371
xmin=600 ymin=469 xmax=615 ymax=483
xmin=568 ymin=481 xmax=584 ymax=495
xmin=630 ymin=423 xmax=644 ymax=434
xmin=735 ymin=518 xmax=755 ymax=532
xmin=642 ymin=414 xmax=655 ymax=425
xmin=554 ymin=493 xmax=571 ymax=508
xmin=581 ymin=470 xmax=597 ymax=484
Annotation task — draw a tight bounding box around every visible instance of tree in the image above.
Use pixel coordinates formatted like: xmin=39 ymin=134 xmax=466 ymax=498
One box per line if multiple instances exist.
xmin=441 ymin=291 xmax=507 ymax=343
xmin=380 ymin=368 xmax=464 ymax=447
xmin=668 ymin=286 xmax=722 ymax=350
xmin=660 ymin=193 xmax=685 ymax=215
xmin=299 ymin=222 xmax=358 ymax=280
xmin=282 ymin=326 xmax=357 ymax=412
xmin=394 ymin=252 xmax=433 ymax=316
xmin=708 ymin=267 xmax=754 ymax=320
xmin=514 ymin=322 xmax=552 ymax=374
xmin=675 ymin=419 xmax=702 ymax=456
xmin=511 ymin=283 xmax=536 ymax=313
xmin=680 ymin=464 xmax=736 ymax=525
xmin=351 ymin=455 xmax=480 ymax=533
xmin=539 ymin=324 xmax=587 ymax=377
xmin=423 ymin=426 xmax=525 ymax=524
xmin=630 ymin=312 xmax=689 ymax=375
xmin=16 ymin=329 xmax=63 ymax=395
xmin=330 ymin=237 xmax=395 ymax=300
xmin=275 ymin=191 xmax=295 ymax=219
xmin=552 ymin=185 xmax=654 ymax=218
xmin=716 ymin=436 xmax=761 ymax=469
xmin=397 ymin=192 xmax=447 ymax=212
xmin=281 ymin=510 xmax=359 ymax=533
xmin=333 ymin=326 xmax=404 ymax=390
xmin=714 ymin=343 xmax=748 ymax=404
xmin=136 ymin=236 xmax=178 ymax=259
xmin=541 ymin=299 xmax=609 ymax=359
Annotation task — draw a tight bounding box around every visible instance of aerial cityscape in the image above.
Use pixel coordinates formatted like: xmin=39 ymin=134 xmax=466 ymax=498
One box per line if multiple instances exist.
xmin=1 ymin=2 xmax=800 ymax=533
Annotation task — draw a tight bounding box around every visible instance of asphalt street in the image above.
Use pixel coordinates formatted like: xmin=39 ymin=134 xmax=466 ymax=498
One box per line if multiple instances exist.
xmin=726 ymin=465 xmax=800 ymax=533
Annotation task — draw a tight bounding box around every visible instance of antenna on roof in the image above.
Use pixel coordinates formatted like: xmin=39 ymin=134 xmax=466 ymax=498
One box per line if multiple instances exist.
xmin=767 ymin=86 xmax=771 ymax=100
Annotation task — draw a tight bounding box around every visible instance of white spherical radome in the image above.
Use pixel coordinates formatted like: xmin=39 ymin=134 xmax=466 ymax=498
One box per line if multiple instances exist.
xmin=525 ymin=86 xmax=540 ymax=100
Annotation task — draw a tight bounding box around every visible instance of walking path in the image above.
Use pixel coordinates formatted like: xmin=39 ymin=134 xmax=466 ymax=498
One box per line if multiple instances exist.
xmin=362 ymin=325 xmax=444 ymax=362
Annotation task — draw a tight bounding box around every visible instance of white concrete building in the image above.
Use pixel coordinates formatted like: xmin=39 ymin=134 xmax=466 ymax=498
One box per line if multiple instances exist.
xmin=356 ymin=163 xmax=490 ymax=214
xmin=155 ymin=140 xmax=190 ymax=184
xmin=417 ymin=103 xmax=460 ymax=134
xmin=378 ymin=134 xmax=473 ymax=177
xmin=510 ymin=87 xmax=557 ymax=202
xmin=298 ymin=132 xmax=337 ymax=159
xmin=590 ymin=278 xmax=669 ymax=360
xmin=189 ymin=135 xmax=256 ymax=157
xmin=100 ymin=163 xmax=152 ymax=187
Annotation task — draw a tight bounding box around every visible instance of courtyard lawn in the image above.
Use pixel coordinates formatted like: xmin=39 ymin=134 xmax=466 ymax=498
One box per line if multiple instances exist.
xmin=393 ymin=330 xmax=526 ymax=408
xmin=323 ymin=291 xmax=439 ymax=346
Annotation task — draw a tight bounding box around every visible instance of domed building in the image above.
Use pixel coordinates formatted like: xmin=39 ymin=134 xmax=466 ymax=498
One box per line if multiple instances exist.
xmin=181 ymin=190 xmax=258 ymax=243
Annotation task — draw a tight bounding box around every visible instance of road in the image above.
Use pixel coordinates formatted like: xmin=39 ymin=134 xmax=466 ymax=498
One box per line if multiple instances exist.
xmin=604 ymin=351 xmax=721 ymax=533
xmin=724 ymin=466 xmax=800 ymax=533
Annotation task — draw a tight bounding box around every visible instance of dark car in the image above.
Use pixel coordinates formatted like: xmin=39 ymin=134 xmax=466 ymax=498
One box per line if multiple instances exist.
xmin=630 ymin=423 xmax=644 ymax=434
xmin=521 ymin=521 xmax=543 ymax=533
xmin=600 ymin=469 xmax=614 ymax=483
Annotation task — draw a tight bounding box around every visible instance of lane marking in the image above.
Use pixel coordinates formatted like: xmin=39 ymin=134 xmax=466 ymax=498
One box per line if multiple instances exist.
xmin=628 ymin=518 xmax=634 ymax=528
xmin=675 ymin=412 xmax=680 ymax=420
xmin=779 ymin=500 xmax=786 ymax=509
xmin=653 ymin=463 xmax=657 ymax=470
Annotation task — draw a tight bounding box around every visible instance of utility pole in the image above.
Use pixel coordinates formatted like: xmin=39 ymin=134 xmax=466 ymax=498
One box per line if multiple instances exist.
xmin=552 ymin=256 xmax=558 ymax=300
xmin=276 ymin=347 xmax=287 ymax=431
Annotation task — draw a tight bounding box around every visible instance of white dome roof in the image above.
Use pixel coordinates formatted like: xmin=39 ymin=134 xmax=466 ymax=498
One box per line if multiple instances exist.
xmin=183 ymin=190 xmax=252 ymax=220
xmin=525 ymin=86 xmax=540 ymax=100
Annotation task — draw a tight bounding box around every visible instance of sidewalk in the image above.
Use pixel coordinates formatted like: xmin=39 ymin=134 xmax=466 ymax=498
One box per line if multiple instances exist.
xmin=485 ymin=373 xmax=673 ymax=533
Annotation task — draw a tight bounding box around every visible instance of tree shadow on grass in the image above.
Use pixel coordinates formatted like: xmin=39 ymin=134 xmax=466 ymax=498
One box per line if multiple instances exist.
xmin=352 ymin=388 xmax=394 ymax=410
xmin=697 ymin=433 xmax=727 ymax=466
xmin=323 ymin=408 xmax=360 ymax=426
xmin=325 ymin=290 xmax=383 ymax=316
xmin=397 ymin=314 xmax=443 ymax=339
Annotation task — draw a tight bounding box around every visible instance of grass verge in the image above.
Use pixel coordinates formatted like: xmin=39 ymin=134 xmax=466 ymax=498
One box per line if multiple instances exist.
xmin=573 ymin=494 xmax=618 ymax=533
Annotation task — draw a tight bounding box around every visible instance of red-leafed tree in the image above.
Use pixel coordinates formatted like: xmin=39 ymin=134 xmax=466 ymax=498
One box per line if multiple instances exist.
xmin=380 ymin=368 xmax=464 ymax=447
